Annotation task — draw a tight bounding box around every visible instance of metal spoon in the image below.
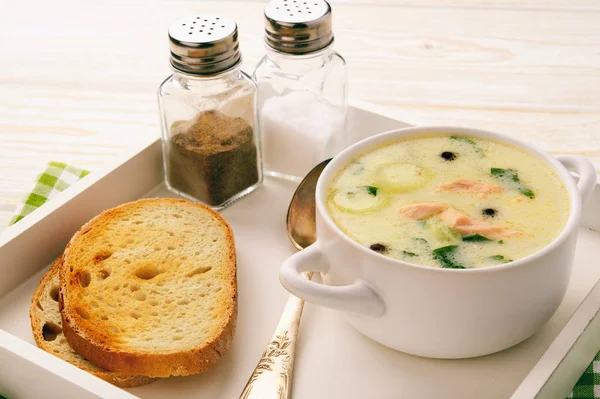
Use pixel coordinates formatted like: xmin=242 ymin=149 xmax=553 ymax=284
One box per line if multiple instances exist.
xmin=240 ymin=159 xmax=332 ymax=399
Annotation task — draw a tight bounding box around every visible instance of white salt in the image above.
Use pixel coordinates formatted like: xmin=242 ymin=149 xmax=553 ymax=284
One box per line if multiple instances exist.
xmin=259 ymin=90 xmax=346 ymax=180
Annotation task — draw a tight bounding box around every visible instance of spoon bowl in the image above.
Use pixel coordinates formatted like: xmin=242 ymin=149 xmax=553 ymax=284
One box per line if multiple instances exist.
xmin=286 ymin=158 xmax=332 ymax=250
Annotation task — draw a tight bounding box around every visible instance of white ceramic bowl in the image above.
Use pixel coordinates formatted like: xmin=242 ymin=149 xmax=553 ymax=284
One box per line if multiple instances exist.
xmin=279 ymin=126 xmax=597 ymax=359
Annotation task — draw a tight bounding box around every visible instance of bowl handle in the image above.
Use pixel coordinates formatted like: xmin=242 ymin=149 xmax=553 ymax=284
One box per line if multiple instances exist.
xmin=279 ymin=243 xmax=385 ymax=317
xmin=556 ymin=155 xmax=597 ymax=206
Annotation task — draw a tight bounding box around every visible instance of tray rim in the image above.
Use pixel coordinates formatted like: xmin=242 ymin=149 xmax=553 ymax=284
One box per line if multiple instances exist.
xmin=0 ymin=330 xmax=138 ymax=399
xmin=0 ymin=100 xmax=598 ymax=399
xmin=511 ymin=277 xmax=600 ymax=398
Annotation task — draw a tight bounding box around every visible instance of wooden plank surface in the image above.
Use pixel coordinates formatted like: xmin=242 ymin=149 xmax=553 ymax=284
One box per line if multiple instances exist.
xmin=0 ymin=0 xmax=599 ymax=228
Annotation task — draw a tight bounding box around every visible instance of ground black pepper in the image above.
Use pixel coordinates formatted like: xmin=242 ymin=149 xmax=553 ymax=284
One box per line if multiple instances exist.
xmin=168 ymin=110 xmax=259 ymax=206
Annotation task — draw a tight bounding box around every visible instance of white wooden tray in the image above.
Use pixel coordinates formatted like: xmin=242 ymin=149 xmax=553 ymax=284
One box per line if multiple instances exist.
xmin=0 ymin=103 xmax=599 ymax=399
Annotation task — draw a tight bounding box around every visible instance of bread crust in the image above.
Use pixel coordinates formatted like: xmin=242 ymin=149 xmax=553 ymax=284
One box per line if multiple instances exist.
xmin=59 ymin=198 xmax=237 ymax=378
xmin=61 ymin=302 xmax=237 ymax=377
xmin=30 ymin=257 xmax=155 ymax=388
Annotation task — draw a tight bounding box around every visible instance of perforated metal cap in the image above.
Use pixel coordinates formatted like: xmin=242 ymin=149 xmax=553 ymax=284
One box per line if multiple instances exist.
xmin=168 ymin=14 xmax=241 ymax=75
xmin=264 ymin=0 xmax=333 ymax=54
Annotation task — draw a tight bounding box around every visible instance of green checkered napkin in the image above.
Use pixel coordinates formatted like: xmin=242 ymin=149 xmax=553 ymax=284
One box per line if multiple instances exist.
xmin=568 ymin=352 xmax=600 ymax=398
xmin=9 ymin=161 xmax=89 ymax=225
xmin=1 ymin=162 xmax=88 ymax=399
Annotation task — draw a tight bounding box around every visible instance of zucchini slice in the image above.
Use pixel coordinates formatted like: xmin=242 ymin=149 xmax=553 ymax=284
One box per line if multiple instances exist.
xmin=373 ymin=163 xmax=431 ymax=193
xmin=330 ymin=187 xmax=389 ymax=213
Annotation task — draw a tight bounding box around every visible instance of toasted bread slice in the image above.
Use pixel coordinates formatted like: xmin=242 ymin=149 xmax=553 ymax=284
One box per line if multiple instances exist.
xmin=59 ymin=198 xmax=237 ymax=377
xmin=30 ymin=257 xmax=155 ymax=388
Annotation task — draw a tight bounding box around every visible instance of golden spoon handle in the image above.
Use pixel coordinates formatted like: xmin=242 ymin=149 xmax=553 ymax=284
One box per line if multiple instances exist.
xmin=240 ymin=272 xmax=313 ymax=399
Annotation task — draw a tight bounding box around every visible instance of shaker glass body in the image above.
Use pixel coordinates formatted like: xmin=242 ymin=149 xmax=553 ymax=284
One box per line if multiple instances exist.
xmin=253 ymin=45 xmax=347 ymax=182
xmin=158 ymin=67 xmax=263 ymax=209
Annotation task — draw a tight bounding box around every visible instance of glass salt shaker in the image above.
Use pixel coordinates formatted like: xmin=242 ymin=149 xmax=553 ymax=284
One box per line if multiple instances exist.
xmin=253 ymin=0 xmax=348 ymax=182
xmin=157 ymin=14 xmax=263 ymax=209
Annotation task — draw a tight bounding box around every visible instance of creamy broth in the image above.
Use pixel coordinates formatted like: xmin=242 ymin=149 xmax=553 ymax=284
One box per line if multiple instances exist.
xmin=327 ymin=135 xmax=570 ymax=269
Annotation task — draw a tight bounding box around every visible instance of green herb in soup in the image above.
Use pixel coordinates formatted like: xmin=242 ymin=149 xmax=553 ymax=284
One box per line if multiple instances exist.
xmin=327 ymin=135 xmax=569 ymax=269
xmin=491 ymin=167 xmax=519 ymax=181
xmin=462 ymin=234 xmax=492 ymax=242
xmin=364 ymin=186 xmax=379 ymax=196
xmin=489 ymin=255 xmax=513 ymax=263
xmin=450 ymin=135 xmax=483 ymax=155
xmin=519 ymin=188 xmax=535 ymax=199
xmin=432 ymin=245 xmax=466 ymax=269
xmin=491 ymin=167 xmax=536 ymax=199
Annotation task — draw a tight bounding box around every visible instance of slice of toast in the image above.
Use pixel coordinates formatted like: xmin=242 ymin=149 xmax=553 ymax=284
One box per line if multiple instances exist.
xmin=59 ymin=198 xmax=237 ymax=378
xmin=30 ymin=257 xmax=155 ymax=388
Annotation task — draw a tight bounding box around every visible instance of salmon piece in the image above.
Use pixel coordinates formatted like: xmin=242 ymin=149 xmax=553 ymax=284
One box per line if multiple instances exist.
xmin=398 ymin=202 xmax=449 ymax=220
xmin=439 ymin=208 xmax=521 ymax=239
xmin=436 ymin=178 xmax=504 ymax=199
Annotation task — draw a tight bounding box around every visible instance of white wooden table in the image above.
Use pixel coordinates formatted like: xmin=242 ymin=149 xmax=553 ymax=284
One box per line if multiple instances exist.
xmin=0 ymin=0 xmax=599 ymax=228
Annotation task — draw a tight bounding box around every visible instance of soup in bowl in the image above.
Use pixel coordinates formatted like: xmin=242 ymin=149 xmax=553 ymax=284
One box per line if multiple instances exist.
xmin=327 ymin=135 xmax=570 ymax=269
xmin=280 ymin=126 xmax=596 ymax=358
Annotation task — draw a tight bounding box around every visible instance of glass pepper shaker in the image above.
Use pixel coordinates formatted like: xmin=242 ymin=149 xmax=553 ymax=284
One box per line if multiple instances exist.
xmin=157 ymin=14 xmax=263 ymax=209
xmin=253 ymin=0 xmax=348 ymax=182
